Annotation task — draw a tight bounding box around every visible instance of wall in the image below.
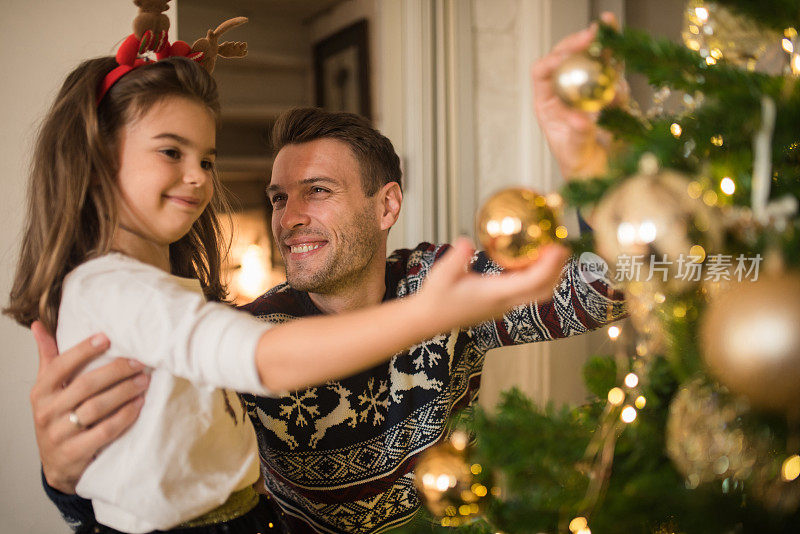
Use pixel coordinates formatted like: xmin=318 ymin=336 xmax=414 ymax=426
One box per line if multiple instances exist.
xmin=0 ymin=2 xmax=176 ymax=531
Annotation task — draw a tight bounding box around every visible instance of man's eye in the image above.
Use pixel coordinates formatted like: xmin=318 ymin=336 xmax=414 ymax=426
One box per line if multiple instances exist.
xmin=311 ymin=187 xmax=329 ymax=194
xmin=270 ymin=194 xmax=286 ymax=205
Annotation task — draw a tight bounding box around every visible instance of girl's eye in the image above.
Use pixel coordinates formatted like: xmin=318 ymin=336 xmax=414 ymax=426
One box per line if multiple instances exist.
xmin=201 ymin=160 xmax=215 ymax=171
xmin=161 ymin=149 xmax=180 ymax=160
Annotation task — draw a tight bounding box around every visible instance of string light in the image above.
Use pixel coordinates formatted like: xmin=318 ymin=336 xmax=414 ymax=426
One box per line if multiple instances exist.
xmin=703 ymin=190 xmax=718 ymax=206
xmin=635 ymin=395 xmax=647 ymax=409
xmin=608 ymin=387 xmax=625 ymax=406
xmin=687 ymin=181 xmax=703 ymax=199
xmin=689 ymin=245 xmax=706 ymax=262
xmin=711 ymin=135 xmax=724 ymax=146
xmin=555 ymin=225 xmax=569 ymax=239
xmin=607 ymin=325 xmax=621 ymax=340
xmin=670 ymin=123 xmax=683 ymax=137
xmin=621 ymin=406 xmax=637 ymax=423
xmin=782 ymin=455 xmax=800 ymax=481
xmin=624 ymin=373 xmax=639 ymax=388
xmin=569 ymin=517 xmax=588 ymax=533
xmin=720 ymin=177 xmax=736 ymax=195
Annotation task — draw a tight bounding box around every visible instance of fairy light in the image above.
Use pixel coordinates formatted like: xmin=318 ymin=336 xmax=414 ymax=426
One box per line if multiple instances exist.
xmin=782 ymin=455 xmax=800 ymax=482
xmin=711 ymin=135 xmax=724 ymax=146
xmin=687 ymin=181 xmax=703 ymax=199
xmin=703 ymin=190 xmax=718 ymax=206
xmin=695 ymin=6 xmax=709 ymax=22
xmin=624 ymin=373 xmax=639 ymax=388
xmin=710 ymin=48 xmax=723 ymax=60
xmin=706 ymin=56 xmax=717 ymax=66
xmin=673 ymin=303 xmax=687 ymax=318
xmin=635 ymin=395 xmax=647 ymax=409
xmin=621 ymin=406 xmax=637 ymax=423
xmin=783 ymin=38 xmax=794 ymax=53
xmin=471 ymin=463 xmax=482 ymax=475
xmin=607 ymin=325 xmax=621 ymax=340
xmin=555 ymin=225 xmax=569 ymax=239
xmin=569 ymin=517 xmax=588 ymax=533
xmin=720 ymin=176 xmax=736 ymax=195
xmin=689 ymin=245 xmax=707 ymax=262
xmin=670 ymin=123 xmax=682 ymax=137
xmin=608 ymin=387 xmax=625 ymax=406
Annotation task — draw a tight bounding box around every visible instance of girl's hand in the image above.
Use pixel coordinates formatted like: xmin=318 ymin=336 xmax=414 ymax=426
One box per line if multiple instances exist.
xmin=532 ymin=12 xmax=625 ymax=180
xmin=419 ymin=238 xmax=570 ymax=331
xmin=30 ymin=322 xmax=148 ymax=494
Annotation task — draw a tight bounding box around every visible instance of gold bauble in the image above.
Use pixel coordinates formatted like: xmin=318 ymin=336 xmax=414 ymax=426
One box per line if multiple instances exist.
xmin=553 ymin=51 xmax=618 ymax=112
xmin=592 ymin=155 xmax=723 ymax=293
xmin=682 ymin=0 xmax=780 ymax=68
xmin=701 ymin=272 xmax=800 ymax=413
xmin=476 ymin=188 xmax=563 ymax=270
xmin=666 ymin=378 xmax=760 ymax=488
xmin=413 ymin=432 xmax=488 ymax=525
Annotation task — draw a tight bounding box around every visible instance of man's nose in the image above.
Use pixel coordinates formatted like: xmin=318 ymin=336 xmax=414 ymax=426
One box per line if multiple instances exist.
xmin=280 ymin=197 xmax=311 ymax=229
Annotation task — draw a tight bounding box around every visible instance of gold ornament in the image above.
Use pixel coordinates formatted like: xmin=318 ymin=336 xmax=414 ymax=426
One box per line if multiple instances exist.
xmin=413 ymin=431 xmax=489 ymax=526
xmin=682 ymin=0 xmax=780 ymax=69
xmin=553 ymin=51 xmax=618 ymax=112
xmin=476 ymin=188 xmax=564 ymax=270
xmin=592 ymin=154 xmax=723 ymax=294
xmin=666 ymin=378 xmax=760 ymax=488
xmin=701 ymin=272 xmax=800 ymax=414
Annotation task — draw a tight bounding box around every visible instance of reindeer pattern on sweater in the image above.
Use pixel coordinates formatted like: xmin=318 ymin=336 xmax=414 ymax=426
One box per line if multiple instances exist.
xmin=239 ymin=243 xmax=626 ymax=533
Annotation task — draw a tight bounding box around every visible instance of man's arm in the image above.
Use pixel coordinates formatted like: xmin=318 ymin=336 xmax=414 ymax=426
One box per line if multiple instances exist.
xmin=470 ymin=252 xmax=625 ymax=350
xmin=30 ymin=322 xmax=148 ymax=527
xmin=532 ymin=11 xmax=623 ymax=182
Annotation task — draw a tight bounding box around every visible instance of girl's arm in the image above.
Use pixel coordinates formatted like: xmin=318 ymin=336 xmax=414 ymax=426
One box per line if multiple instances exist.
xmin=255 ymin=239 xmax=569 ymax=392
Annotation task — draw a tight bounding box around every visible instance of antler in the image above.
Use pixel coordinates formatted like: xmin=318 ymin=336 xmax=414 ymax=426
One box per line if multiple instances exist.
xmin=191 ymin=16 xmax=248 ymax=74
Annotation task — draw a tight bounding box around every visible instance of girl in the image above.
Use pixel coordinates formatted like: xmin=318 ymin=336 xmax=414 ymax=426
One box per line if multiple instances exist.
xmin=4 ymin=50 xmax=568 ymax=534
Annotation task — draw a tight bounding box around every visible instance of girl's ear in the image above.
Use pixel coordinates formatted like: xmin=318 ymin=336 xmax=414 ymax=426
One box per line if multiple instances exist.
xmin=378 ymin=182 xmax=402 ymax=232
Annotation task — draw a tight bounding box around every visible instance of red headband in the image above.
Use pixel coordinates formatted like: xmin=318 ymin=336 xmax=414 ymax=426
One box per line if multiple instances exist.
xmin=96 ymin=30 xmax=204 ymax=104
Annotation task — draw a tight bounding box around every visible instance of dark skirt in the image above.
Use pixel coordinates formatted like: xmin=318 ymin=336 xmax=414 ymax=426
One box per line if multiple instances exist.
xmin=76 ymin=494 xmax=289 ymax=534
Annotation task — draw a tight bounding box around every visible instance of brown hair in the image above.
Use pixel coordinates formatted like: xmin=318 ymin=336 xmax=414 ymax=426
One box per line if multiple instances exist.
xmin=4 ymin=56 xmax=231 ymax=333
xmin=271 ymin=107 xmax=402 ymax=196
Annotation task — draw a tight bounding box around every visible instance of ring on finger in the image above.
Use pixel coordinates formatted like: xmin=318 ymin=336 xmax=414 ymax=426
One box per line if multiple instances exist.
xmin=68 ymin=410 xmax=85 ymax=430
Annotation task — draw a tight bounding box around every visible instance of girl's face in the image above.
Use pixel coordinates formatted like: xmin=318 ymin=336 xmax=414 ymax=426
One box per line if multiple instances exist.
xmin=115 ymin=96 xmax=216 ymax=249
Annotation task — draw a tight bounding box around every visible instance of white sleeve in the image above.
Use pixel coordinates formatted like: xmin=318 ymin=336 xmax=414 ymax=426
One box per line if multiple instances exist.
xmin=67 ymin=260 xmax=272 ymax=395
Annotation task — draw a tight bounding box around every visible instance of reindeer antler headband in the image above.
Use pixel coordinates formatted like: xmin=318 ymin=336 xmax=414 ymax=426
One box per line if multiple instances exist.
xmin=97 ymin=0 xmax=248 ymax=103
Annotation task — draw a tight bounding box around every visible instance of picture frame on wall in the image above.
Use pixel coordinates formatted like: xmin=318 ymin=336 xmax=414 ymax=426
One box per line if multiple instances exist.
xmin=313 ymin=19 xmax=371 ymax=120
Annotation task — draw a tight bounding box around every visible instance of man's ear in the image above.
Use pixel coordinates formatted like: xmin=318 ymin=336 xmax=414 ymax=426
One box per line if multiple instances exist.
xmin=378 ymin=182 xmax=402 ymax=231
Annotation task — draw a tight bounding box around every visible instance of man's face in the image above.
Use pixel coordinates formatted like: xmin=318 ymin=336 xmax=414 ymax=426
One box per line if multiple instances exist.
xmin=268 ymin=138 xmax=384 ymax=293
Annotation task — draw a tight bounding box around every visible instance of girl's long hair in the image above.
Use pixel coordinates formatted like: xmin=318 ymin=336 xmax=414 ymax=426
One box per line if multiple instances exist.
xmin=4 ymin=56 xmax=232 ymax=333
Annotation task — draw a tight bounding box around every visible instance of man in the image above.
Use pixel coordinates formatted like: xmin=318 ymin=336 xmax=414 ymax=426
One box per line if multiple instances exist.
xmin=32 ymin=15 xmax=622 ymax=533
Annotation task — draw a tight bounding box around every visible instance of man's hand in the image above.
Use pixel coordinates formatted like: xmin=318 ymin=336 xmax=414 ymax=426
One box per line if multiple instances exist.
xmin=30 ymin=322 xmax=149 ymax=494
xmin=532 ymin=12 xmax=624 ymax=180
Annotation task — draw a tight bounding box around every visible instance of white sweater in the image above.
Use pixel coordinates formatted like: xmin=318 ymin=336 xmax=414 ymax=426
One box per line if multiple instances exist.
xmin=57 ymin=253 xmax=271 ymax=533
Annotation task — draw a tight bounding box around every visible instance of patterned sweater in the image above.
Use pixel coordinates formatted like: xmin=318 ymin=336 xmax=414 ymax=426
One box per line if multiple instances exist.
xmin=238 ymin=243 xmax=624 ymax=533
xmin=45 ymin=243 xmax=625 ymax=533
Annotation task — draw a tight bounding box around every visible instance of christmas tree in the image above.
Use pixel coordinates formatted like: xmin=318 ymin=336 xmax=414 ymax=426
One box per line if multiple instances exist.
xmin=394 ymin=1 xmax=800 ymax=532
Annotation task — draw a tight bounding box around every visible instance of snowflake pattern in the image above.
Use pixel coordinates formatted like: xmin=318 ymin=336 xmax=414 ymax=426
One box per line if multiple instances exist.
xmin=410 ymin=334 xmax=446 ymax=369
xmin=357 ymin=378 xmax=390 ymax=425
xmin=279 ymin=388 xmax=320 ymax=427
